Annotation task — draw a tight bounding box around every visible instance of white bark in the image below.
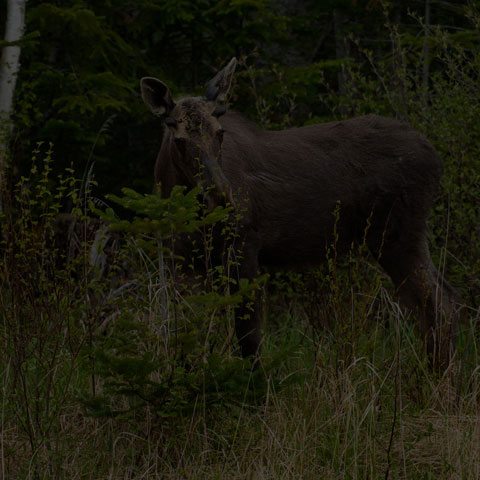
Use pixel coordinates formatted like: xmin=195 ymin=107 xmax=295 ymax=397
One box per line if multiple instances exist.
xmin=0 ymin=0 xmax=26 ymax=128
xmin=0 ymin=0 xmax=26 ymax=214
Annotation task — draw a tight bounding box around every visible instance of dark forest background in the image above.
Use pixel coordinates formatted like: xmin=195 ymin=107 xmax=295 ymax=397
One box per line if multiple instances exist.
xmin=1 ymin=1 xmax=480 ymax=478
xmin=3 ymin=0 xmax=479 ymax=299
xmin=2 ymin=0 xmax=477 ymax=191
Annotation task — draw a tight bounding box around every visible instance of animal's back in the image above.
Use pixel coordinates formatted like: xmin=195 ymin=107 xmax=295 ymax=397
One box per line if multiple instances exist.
xmin=220 ymin=113 xmax=443 ymax=264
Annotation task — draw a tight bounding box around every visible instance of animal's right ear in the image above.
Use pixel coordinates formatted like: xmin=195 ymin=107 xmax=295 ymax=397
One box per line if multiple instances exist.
xmin=140 ymin=77 xmax=175 ymax=117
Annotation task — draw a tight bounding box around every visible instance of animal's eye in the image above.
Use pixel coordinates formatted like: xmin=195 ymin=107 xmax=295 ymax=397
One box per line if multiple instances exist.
xmin=165 ymin=117 xmax=177 ymax=128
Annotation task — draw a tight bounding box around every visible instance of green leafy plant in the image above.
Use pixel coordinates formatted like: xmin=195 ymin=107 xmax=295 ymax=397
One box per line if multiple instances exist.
xmin=85 ymin=185 xmax=270 ymax=421
xmin=0 ymin=143 xmax=104 ymax=477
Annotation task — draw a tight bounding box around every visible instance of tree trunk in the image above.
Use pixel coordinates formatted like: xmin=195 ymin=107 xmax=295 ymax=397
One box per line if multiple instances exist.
xmin=333 ymin=9 xmax=348 ymax=115
xmin=0 ymin=0 xmax=27 ymax=213
xmin=422 ymin=0 xmax=431 ymax=103
xmin=0 ymin=0 xmax=26 ymax=129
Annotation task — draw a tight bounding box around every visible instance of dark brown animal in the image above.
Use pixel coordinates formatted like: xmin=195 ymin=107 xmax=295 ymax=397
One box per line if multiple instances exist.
xmin=141 ymin=58 xmax=460 ymax=370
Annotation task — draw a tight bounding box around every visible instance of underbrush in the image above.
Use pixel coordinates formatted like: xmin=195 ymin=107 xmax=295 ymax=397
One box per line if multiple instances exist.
xmin=2 ymin=8 xmax=480 ymax=478
xmin=0 ymin=150 xmax=478 ymax=479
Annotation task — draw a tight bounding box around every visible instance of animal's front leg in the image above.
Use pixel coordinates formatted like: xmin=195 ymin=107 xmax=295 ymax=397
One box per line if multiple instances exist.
xmin=235 ymin=288 xmax=262 ymax=360
xmin=233 ymin=230 xmax=262 ymax=361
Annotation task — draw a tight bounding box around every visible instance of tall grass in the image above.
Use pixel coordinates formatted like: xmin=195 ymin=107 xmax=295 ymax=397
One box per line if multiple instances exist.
xmin=1 ymin=168 xmax=478 ymax=478
xmin=1 ymin=8 xmax=480 ymax=479
xmin=3 ymin=295 xmax=478 ymax=478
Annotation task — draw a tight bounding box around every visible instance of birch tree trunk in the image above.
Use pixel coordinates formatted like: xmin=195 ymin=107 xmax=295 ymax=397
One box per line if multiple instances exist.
xmin=0 ymin=0 xmax=27 ymax=213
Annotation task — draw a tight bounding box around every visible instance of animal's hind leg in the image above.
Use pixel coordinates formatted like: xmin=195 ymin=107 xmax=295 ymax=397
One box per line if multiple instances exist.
xmin=376 ymin=235 xmax=460 ymax=371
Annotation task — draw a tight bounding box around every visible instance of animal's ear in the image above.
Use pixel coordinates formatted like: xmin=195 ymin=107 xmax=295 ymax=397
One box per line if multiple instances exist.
xmin=205 ymin=57 xmax=237 ymax=105
xmin=140 ymin=77 xmax=175 ymax=117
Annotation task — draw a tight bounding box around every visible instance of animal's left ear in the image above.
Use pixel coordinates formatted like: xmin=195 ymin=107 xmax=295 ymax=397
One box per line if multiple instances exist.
xmin=205 ymin=57 xmax=237 ymax=106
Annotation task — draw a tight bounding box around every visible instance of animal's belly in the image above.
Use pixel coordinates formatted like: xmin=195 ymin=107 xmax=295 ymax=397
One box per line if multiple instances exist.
xmin=258 ymin=231 xmax=334 ymax=267
xmin=256 ymin=206 xmax=367 ymax=267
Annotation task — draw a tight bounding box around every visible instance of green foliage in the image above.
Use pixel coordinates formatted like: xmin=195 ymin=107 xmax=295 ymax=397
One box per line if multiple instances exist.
xmin=0 ymin=146 xmax=100 ymax=477
xmin=8 ymin=0 xmax=290 ymax=196
xmin=0 ymin=146 xmax=273 ymax=475
xmin=2 ymin=1 xmax=480 ymax=477
xmin=82 ymin=183 xmax=270 ymax=421
xmin=267 ymin=230 xmax=385 ymax=370
xmin=101 ymin=185 xmax=231 ymax=236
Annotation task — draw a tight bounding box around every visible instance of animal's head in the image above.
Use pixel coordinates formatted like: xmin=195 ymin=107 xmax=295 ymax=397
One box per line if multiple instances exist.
xmin=140 ymin=58 xmax=237 ymax=207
